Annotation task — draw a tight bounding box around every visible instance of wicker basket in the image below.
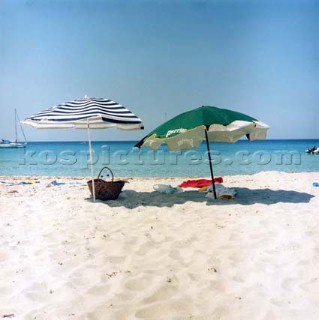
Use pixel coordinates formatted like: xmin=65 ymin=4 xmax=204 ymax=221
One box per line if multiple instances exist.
xmin=87 ymin=167 xmax=126 ymax=201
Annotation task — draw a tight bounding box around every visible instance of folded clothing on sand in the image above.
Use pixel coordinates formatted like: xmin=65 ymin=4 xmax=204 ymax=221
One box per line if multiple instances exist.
xmin=206 ymin=184 xmax=237 ymax=200
xmin=153 ymin=184 xmax=183 ymax=194
xmin=0 ymin=180 xmax=40 ymax=186
xmin=179 ymin=177 xmax=223 ymax=188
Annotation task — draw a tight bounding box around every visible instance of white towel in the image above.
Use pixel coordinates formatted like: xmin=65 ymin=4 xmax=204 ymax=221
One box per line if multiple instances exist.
xmin=206 ymin=184 xmax=237 ymax=200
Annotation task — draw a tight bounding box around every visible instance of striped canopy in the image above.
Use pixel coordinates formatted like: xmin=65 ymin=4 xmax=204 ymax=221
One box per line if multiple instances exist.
xmin=22 ymin=96 xmax=144 ymax=130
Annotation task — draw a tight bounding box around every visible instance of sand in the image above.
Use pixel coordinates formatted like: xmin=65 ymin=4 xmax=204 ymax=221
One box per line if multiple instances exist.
xmin=1 ymin=171 xmax=319 ymax=320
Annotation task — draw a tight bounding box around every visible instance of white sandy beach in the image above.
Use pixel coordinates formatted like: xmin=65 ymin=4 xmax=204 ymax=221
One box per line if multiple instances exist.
xmin=1 ymin=171 xmax=319 ymax=320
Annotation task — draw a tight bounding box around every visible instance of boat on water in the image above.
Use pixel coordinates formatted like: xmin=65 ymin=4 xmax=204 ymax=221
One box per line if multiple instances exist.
xmin=305 ymin=146 xmax=319 ymax=155
xmin=0 ymin=109 xmax=27 ymax=148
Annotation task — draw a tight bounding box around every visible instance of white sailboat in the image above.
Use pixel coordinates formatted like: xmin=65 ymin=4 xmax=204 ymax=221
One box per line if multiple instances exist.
xmin=0 ymin=109 xmax=27 ymax=148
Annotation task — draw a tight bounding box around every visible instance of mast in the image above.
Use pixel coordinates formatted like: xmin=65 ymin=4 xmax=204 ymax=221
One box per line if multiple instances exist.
xmin=15 ymin=109 xmax=27 ymax=144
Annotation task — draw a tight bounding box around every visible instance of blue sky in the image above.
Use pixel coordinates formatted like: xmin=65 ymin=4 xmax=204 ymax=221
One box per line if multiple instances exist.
xmin=1 ymin=0 xmax=318 ymax=141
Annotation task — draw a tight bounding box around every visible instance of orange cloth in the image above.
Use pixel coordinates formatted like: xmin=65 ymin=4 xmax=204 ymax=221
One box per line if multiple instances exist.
xmin=179 ymin=177 xmax=223 ymax=188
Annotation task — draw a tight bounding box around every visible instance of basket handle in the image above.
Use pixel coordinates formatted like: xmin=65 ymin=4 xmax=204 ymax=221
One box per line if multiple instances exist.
xmin=97 ymin=166 xmax=114 ymax=182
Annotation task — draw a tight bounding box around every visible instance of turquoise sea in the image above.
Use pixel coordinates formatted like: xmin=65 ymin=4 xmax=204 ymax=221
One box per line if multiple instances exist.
xmin=0 ymin=140 xmax=318 ymax=178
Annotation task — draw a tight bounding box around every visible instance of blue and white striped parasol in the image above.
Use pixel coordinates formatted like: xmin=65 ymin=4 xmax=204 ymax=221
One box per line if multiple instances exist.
xmin=22 ymin=96 xmax=144 ymax=130
xmin=22 ymin=96 xmax=144 ymax=201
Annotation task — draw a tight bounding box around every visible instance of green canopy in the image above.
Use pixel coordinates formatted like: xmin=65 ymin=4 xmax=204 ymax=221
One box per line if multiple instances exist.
xmin=135 ymin=106 xmax=269 ymax=199
xmin=136 ymin=106 xmax=269 ymax=150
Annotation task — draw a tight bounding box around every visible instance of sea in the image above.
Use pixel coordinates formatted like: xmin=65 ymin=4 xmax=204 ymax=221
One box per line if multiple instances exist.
xmin=0 ymin=140 xmax=318 ymax=178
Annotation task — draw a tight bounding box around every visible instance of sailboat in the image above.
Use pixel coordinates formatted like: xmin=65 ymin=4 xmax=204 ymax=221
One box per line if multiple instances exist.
xmin=0 ymin=109 xmax=27 ymax=148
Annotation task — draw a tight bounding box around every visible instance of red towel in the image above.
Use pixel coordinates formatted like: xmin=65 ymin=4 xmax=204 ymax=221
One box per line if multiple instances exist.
xmin=179 ymin=177 xmax=223 ymax=188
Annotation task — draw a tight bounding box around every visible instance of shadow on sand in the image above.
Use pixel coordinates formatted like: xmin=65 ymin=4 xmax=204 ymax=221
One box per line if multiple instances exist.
xmin=88 ymin=187 xmax=314 ymax=208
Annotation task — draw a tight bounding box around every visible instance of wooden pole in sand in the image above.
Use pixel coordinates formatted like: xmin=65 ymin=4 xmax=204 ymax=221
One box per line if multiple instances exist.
xmin=87 ymin=120 xmax=95 ymax=202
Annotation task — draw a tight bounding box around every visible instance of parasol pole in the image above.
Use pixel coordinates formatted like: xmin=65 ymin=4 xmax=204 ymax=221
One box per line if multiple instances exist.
xmin=87 ymin=120 xmax=95 ymax=201
xmin=204 ymin=128 xmax=217 ymax=199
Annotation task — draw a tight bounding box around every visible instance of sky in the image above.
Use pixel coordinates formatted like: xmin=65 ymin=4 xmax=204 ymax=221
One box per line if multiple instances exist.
xmin=0 ymin=0 xmax=318 ymax=141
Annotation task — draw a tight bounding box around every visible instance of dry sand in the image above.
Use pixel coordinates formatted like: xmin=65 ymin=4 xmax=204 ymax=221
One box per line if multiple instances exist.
xmin=1 ymin=171 xmax=319 ymax=320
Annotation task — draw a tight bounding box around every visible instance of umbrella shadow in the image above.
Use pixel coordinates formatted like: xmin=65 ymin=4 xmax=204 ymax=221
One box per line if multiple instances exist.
xmin=89 ymin=188 xmax=314 ymax=208
xmin=100 ymin=190 xmax=205 ymax=208
xmin=210 ymin=187 xmax=314 ymax=206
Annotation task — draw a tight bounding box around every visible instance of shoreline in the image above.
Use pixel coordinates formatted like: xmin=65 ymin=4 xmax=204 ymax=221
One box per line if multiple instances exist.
xmin=1 ymin=169 xmax=319 ymax=179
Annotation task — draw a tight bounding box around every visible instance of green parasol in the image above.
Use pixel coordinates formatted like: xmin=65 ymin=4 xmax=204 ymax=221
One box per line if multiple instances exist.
xmin=135 ymin=106 xmax=269 ymax=199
